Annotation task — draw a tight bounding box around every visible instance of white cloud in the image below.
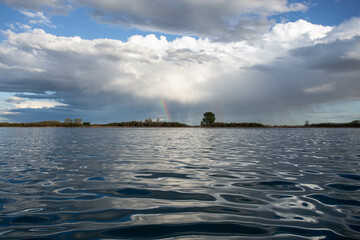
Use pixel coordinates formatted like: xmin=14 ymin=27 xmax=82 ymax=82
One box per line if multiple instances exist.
xmin=1 ymin=111 xmax=18 ymax=115
xmin=0 ymin=18 xmax=359 ymax=120
xmin=265 ymin=20 xmax=333 ymax=46
xmin=325 ymin=17 xmax=360 ymax=42
xmin=19 ymin=10 xmax=55 ymax=28
xmin=1 ymin=29 xmax=229 ymax=104
xmin=4 ymin=96 xmax=67 ymax=109
xmin=303 ymin=83 xmax=334 ymax=94
xmin=15 ymin=100 xmax=66 ymax=109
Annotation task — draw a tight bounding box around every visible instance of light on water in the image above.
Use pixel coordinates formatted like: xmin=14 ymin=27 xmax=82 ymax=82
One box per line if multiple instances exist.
xmin=0 ymin=128 xmax=360 ymax=239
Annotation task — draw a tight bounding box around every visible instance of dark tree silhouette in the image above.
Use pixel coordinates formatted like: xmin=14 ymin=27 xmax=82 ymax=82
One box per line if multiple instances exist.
xmin=201 ymin=112 xmax=216 ymax=126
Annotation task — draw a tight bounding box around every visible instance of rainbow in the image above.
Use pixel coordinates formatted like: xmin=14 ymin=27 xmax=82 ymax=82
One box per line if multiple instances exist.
xmin=160 ymin=99 xmax=171 ymax=122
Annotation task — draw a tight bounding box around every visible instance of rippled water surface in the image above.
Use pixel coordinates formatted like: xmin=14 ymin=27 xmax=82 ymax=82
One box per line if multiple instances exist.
xmin=0 ymin=128 xmax=360 ymax=239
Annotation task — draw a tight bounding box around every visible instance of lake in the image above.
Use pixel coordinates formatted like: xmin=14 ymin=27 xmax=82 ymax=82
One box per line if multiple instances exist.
xmin=0 ymin=128 xmax=359 ymax=239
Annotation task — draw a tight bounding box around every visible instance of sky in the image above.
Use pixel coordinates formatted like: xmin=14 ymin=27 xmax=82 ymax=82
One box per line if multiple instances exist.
xmin=0 ymin=0 xmax=359 ymax=125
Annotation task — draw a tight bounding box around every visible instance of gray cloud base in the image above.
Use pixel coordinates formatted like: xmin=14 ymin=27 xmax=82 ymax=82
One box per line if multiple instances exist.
xmin=0 ymin=0 xmax=72 ymax=14
xmin=0 ymin=0 xmax=306 ymax=41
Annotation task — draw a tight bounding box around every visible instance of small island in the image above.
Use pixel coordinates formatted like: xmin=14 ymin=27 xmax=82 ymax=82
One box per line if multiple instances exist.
xmin=0 ymin=113 xmax=359 ymax=128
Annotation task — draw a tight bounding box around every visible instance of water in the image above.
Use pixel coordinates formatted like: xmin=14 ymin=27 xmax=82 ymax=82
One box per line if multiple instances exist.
xmin=0 ymin=127 xmax=359 ymax=239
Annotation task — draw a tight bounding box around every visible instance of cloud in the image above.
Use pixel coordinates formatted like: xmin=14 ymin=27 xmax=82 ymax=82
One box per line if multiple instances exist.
xmin=0 ymin=18 xmax=359 ymax=123
xmin=19 ymin=10 xmax=55 ymax=27
xmin=0 ymin=95 xmax=67 ymax=121
xmin=78 ymin=0 xmax=307 ymax=41
xmin=5 ymin=22 xmax=32 ymax=31
xmin=303 ymin=83 xmax=334 ymax=94
xmin=291 ymin=37 xmax=360 ymax=73
xmin=0 ymin=29 xmax=224 ymax=105
xmin=264 ymin=19 xmax=333 ymax=47
xmin=4 ymin=96 xmax=67 ymax=109
xmin=325 ymin=17 xmax=360 ymax=42
xmin=288 ymin=17 xmax=360 ymax=75
xmin=0 ymin=0 xmax=72 ymax=15
xmin=1 ymin=0 xmax=307 ymax=41
xmin=5 ymin=96 xmax=24 ymax=104
xmin=1 ymin=111 xmax=18 ymax=115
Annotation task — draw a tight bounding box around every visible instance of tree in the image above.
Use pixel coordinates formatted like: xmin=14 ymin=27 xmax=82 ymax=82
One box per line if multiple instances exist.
xmin=74 ymin=118 xmax=83 ymax=124
xmin=201 ymin=112 xmax=216 ymax=127
xmin=144 ymin=118 xmax=153 ymax=124
xmin=65 ymin=118 xmax=73 ymax=123
xmin=305 ymin=120 xmax=309 ymax=126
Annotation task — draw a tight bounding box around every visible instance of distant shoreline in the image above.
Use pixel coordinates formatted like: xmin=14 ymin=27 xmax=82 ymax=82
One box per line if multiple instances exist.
xmin=1 ymin=121 xmax=359 ymax=129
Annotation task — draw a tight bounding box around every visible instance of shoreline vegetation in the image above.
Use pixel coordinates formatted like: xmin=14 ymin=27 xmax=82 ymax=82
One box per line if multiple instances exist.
xmin=0 ymin=120 xmax=360 ymax=128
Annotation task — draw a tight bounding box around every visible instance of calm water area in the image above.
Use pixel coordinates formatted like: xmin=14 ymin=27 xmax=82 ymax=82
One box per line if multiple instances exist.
xmin=0 ymin=128 xmax=359 ymax=239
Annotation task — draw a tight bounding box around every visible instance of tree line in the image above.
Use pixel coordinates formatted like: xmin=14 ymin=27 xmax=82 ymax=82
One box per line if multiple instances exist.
xmin=99 ymin=119 xmax=187 ymax=127
xmin=305 ymin=120 xmax=360 ymax=128
xmin=0 ymin=118 xmax=187 ymax=128
xmin=0 ymin=114 xmax=359 ymax=128
xmin=0 ymin=121 xmax=90 ymax=127
xmin=200 ymin=112 xmax=360 ymax=128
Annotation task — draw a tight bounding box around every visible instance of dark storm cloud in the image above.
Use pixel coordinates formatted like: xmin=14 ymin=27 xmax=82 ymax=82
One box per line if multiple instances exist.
xmin=291 ymin=37 xmax=360 ymax=73
xmin=1 ymin=106 xmax=74 ymax=123
xmin=199 ymin=36 xmax=360 ymax=117
xmin=14 ymin=92 xmax=60 ymax=100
